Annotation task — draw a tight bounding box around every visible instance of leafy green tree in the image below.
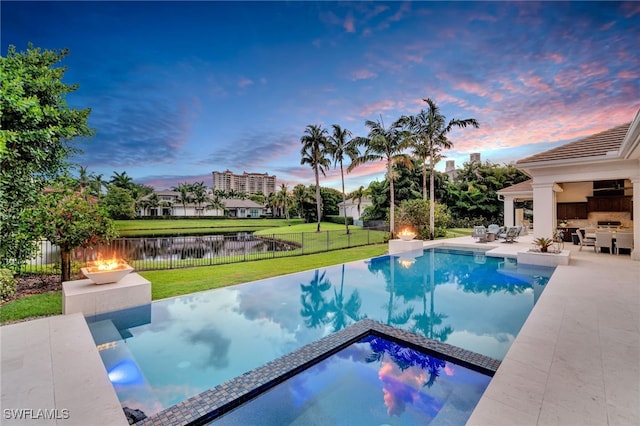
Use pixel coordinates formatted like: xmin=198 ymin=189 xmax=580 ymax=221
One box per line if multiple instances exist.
xmin=1 ymin=44 xmax=93 ymax=270
xmin=300 ymin=125 xmax=330 ymax=232
xmin=292 ymin=184 xmax=314 ymax=221
xmin=447 ymin=160 xmax=528 ymax=222
xmin=102 ymin=186 xmax=136 ymax=219
xmin=327 ymin=124 xmax=359 ymax=234
xmin=319 ymin=187 xmax=341 ymax=217
xmin=30 ymin=184 xmax=117 ymax=282
xmin=350 ymin=118 xmax=412 ymax=236
xmin=401 ymin=98 xmax=478 ymax=240
xmin=248 ymin=191 xmax=265 ymax=206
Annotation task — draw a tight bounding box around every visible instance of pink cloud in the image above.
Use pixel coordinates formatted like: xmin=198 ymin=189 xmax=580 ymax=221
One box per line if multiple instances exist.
xmin=351 ymin=69 xmax=377 ymax=81
xmin=618 ymin=70 xmax=639 ymax=79
xmin=238 ymin=77 xmax=254 ymax=88
xmin=344 ymin=14 xmax=355 ymax=33
xmin=358 ymin=98 xmax=404 ymax=117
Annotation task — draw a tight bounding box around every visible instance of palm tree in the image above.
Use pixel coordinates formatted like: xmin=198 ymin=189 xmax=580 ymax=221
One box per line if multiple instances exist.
xmin=349 ymin=117 xmax=412 ymax=237
xmin=89 ymin=173 xmax=107 ymax=200
xmin=349 ymin=185 xmax=368 ymax=220
xmin=300 ymin=124 xmax=330 ymax=232
xmin=109 ymin=171 xmax=134 ymax=190
xmin=190 ymin=181 xmax=208 ymax=216
xmin=206 ymin=194 xmax=226 ymax=216
xmin=172 ymin=182 xmax=192 ymax=216
xmin=327 ymin=124 xmax=359 ymax=234
xmin=147 ymin=192 xmax=160 ymax=216
xmin=292 ymin=184 xmax=312 ymax=219
xmin=76 ymin=166 xmax=90 ymax=194
xmin=275 ymin=183 xmax=291 ymax=225
xmin=401 ymin=98 xmax=479 ymax=240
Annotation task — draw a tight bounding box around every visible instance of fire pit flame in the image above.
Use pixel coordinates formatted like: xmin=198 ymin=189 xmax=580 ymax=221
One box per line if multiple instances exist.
xmin=397 ymin=228 xmax=417 ymax=241
xmin=82 ymin=257 xmax=133 ymax=284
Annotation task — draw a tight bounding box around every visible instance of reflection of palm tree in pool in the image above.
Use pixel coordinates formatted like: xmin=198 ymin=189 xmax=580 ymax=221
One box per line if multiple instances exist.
xmin=300 ymin=270 xmax=332 ymax=328
xmin=385 ymin=259 xmax=414 ymax=328
xmin=328 ymin=264 xmax=365 ymax=331
xmin=412 ymin=250 xmax=453 ymax=342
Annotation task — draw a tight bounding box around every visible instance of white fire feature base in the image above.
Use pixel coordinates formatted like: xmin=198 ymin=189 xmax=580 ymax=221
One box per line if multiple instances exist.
xmin=389 ymin=239 xmax=424 ymax=255
xmin=63 ymin=273 xmax=151 ymax=316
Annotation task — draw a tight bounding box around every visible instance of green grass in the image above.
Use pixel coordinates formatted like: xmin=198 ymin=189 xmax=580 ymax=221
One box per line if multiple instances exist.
xmin=115 ymin=218 xmax=304 ymax=236
xmin=1 ymin=245 xmax=387 ymax=323
xmin=444 ymin=228 xmax=474 ymax=238
xmin=141 ymin=244 xmax=388 ymax=300
xmin=0 ymin=291 xmax=62 ymax=323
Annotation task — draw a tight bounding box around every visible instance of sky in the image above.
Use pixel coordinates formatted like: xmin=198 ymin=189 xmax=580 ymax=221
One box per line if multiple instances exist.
xmin=3 ymin=1 xmax=639 ymax=193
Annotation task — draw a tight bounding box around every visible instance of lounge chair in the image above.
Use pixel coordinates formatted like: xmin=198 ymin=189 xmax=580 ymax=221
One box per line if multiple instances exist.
xmin=576 ymin=229 xmax=595 ymax=251
xmin=472 ymin=226 xmax=488 ymax=243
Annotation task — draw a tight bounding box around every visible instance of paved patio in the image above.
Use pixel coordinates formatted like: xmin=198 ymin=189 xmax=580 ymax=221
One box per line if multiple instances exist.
xmin=1 ymin=234 xmax=638 ymax=425
xmin=430 ymin=233 xmax=639 ymax=426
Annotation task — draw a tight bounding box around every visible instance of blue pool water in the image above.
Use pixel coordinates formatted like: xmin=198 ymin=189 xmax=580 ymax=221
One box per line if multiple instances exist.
xmin=86 ymin=247 xmax=554 ymax=416
xmin=212 ymin=335 xmax=491 ymax=425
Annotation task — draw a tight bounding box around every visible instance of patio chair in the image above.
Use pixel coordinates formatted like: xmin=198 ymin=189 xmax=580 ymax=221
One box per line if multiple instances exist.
xmin=594 ymin=231 xmax=613 ymax=254
xmin=615 ymin=232 xmax=633 ymax=255
xmin=502 ymin=227 xmax=520 ymax=243
xmin=472 ymin=226 xmax=488 ymax=243
xmin=576 ymin=229 xmax=595 ymax=251
xmin=487 ymin=224 xmax=501 ymax=234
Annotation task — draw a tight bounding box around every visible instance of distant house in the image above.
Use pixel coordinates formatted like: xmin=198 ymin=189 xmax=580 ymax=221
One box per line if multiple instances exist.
xmin=498 ymin=109 xmax=639 ymax=260
xmin=221 ymin=199 xmax=265 ymax=218
xmin=338 ymin=197 xmax=373 ymax=223
xmin=136 ymin=191 xmax=266 ymax=218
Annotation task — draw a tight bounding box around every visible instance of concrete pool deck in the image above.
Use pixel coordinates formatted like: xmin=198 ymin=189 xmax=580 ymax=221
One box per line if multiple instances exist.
xmin=1 ymin=234 xmax=638 ymax=425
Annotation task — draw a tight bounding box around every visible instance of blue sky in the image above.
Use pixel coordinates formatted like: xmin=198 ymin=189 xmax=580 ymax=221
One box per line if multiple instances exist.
xmin=3 ymin=1 xmax=639 ymax=192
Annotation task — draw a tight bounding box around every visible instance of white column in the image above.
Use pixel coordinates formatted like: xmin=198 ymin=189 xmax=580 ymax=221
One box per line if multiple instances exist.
xmin=631 ymin=177 xmax=640 ymax=261
xmin=532 ymin=183 xmax=556 ymax=239
xmin=503 ymin=196 xmax=515 ymax=227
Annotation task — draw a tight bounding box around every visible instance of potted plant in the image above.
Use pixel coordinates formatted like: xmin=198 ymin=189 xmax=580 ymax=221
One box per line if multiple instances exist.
xmin=533 ymin=237 xmax=554 ymax=253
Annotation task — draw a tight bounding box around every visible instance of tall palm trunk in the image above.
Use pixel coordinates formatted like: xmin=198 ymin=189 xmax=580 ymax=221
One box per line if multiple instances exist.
xmin=388 ymin=161 xmax=395 ymax=237
xmin=422 ymin=161 xmax=428 ymax=200
xmin=429 ymin=153 xmax=436 ymax=240
xmin=339 ymin=159 xmax=349 ymax=234
xmin=314 ymin=167 xmax=322 ymax=232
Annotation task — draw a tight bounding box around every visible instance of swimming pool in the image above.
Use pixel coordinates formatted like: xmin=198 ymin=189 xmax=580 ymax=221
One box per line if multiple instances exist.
xmin=86 ymin=247 xmax=554 ymax=417
xmin=213 ymin=334 xmax=491 ymax=425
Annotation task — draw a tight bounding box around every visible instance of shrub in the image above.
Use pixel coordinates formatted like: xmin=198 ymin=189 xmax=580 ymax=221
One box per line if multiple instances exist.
xmin=395 ymin=199 xmax=452 ymax=239
xmin=0 ymin=269 xmax=17 ymax=302
xmin=325 ymin=215 xmax=353 ymax=225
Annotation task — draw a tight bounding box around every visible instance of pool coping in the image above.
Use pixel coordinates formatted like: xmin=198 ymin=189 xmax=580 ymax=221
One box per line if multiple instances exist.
xmin=137 ymin=319 xmax=501 ymax=426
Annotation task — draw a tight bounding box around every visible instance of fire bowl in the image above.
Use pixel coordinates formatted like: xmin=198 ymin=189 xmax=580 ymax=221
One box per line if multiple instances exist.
xmin=397 ymin=232 xmax=417 ymax=241
xmin=81 ymin=264 xmax=134 ymax=285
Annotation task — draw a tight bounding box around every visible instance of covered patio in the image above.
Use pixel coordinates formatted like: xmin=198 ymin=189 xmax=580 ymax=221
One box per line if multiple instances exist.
xmin=499 ymin=110 xmax=640 ymax=260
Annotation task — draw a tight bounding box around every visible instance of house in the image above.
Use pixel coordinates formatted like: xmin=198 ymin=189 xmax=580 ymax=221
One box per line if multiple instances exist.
xmin=338 ymin=197 xmax=373 ymax=224
xmin=221 ymin=199 xmax=265 ymax=218
xmin=499 ymin=109 xmax=640 ymax=260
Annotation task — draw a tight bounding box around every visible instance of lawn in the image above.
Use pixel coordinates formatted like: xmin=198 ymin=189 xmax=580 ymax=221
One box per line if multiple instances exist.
xmin=115 ymin=218 xmax=304 ymax=236
xmin=1 ymin=245 xmax=387 ymax=323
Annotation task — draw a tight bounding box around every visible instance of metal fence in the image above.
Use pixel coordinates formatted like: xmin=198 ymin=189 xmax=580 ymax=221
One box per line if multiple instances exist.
xmin=19 ymin=228 xmax=389 ymax=274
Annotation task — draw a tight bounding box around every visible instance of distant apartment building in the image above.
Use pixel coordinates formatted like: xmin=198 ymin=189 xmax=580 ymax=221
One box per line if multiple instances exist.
xmin=212 ymin=170 xmax=277 ymax=196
